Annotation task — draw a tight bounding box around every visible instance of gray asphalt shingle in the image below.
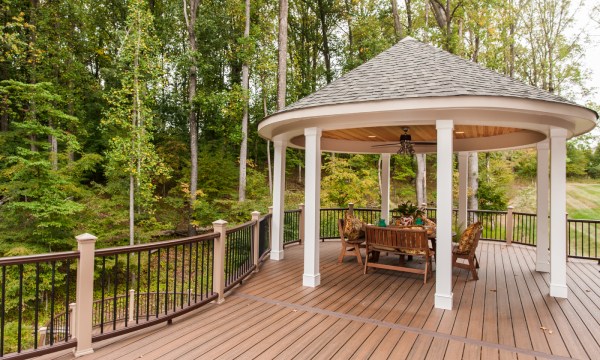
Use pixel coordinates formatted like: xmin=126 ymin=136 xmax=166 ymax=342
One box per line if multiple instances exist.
xmin=280 ymin=37 xmax=574 ymax=113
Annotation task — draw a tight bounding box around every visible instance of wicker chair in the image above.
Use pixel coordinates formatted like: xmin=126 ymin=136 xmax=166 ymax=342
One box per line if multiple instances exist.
xmin=452 ymin=224 xmax=483 ymax=280
xmin=337 ymin=219 xmax=365 ymax=265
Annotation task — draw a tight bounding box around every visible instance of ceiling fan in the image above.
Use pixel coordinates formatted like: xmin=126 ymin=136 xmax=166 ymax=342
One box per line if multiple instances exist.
xmin=371 ymin=127 xmax=437 ymax=155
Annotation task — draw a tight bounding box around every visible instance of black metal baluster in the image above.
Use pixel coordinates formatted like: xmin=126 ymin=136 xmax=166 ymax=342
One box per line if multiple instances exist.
xmin=156 ymin=248 xmax=160 ymax=318
xmin=146 ymin=250 xmax=151 ymax=321
xmin=33 ymin=263 xmax=40 ymax=349
xmin=125 ymin=253 xmax=130 ymax=327
xmin=173 ymin=246 xmax=177 ymax=312
xmin=188 ymin=243 xmax=192 ymax=306
xmin=17 ymin=264 xmax=23 ymax=352
xmin=49 ymin=262 xmax=55 ymax=346
xmin=136 ymin=251 xmax=141 ymax=324
xmin=181 ymin=244 xmax=185 ymax=308
xmin=1 ymin=266 xmax=4 ymax=356
xmin=200 ymin=241 xmax=205 ymax=299
xmin=195 ymin=242 xmax=199 ymax=302
xmin=65 ymin=259 xmax=70 ymax=342
xmin=165 ymin=247 xmax=169 ymax=315
xmin=100 ymin=257 xmax=106 ymax=333
xmin=113 ymin=255 xmax=118 ymax=329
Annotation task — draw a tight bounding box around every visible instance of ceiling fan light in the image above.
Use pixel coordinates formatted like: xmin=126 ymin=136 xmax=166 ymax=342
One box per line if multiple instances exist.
xmin=397 ymin=140 xmax=415 ymax=156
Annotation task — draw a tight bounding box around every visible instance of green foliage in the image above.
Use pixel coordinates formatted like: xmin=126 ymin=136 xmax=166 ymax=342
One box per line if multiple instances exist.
xmin=321 ymin=154 xmax=379 ymax=207
xmin=477 ymin=154 xmax=513 ymax=210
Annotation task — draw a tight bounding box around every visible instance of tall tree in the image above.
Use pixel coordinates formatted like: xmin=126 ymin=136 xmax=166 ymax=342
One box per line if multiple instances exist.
xmin=183 ymin=0 xmax=200 ymax=234
xmin=103 ymin=0 xmax=169 ymax=245
xmin=239 ymin=0 xmax=251 ymax=201
xmin=277 ymin=0 xmax=288 ymax=110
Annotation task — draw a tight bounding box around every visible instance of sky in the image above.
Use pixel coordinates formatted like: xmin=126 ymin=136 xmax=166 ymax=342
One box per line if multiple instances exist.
xmin=574 ymin=1 xmax=600 ymax=107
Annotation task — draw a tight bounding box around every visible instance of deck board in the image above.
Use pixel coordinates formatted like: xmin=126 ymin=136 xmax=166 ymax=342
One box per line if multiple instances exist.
xmin=38 ymin=241 xmax=600 ymax=360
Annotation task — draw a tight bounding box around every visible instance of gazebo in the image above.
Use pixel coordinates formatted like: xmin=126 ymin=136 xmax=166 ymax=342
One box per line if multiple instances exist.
xmin=258 ymin=37 xmax=597 ymax=310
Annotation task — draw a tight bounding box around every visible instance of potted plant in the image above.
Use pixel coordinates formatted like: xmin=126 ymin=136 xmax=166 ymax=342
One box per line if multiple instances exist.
xmin=393 ymin=201 xmax=424 ymax=226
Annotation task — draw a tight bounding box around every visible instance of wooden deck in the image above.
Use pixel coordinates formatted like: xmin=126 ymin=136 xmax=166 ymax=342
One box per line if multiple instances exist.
xmin=43 ymin=241 xmax=600 ymax=359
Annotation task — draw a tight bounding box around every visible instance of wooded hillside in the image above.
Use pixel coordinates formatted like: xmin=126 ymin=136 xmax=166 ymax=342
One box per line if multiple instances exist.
xmin=0 ymin=0 xmax=598 ymax=254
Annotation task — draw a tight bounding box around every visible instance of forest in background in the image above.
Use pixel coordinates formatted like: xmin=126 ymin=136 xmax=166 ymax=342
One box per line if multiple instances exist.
xmin=0 ymin=0 xmax=599 ymax=255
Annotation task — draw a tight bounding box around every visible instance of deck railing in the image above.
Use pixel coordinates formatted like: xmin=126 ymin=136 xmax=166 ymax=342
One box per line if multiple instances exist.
xmin=310 ymin=204 xmax=600 ymax=261
xmin=283 ymin=209 xmax=302 ymax=246
xmin=0 ymin=211 xmax=272 ymax=359
xmin=0 ymin=252 xmax=79 ymax=359
xmin=92 ymin=233 xmax=219 ymax=342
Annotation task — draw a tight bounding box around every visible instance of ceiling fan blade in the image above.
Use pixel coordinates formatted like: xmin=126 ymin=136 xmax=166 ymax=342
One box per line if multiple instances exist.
xmin=371 ymin=143 xmax=401 ymax=148
xmin=412 ymin=141 xmax=437 ymax=145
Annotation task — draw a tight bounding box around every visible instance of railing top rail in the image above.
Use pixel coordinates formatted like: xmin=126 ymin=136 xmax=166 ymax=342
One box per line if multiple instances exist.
xmin=260 ymin=213 xmax=272 ymax=221
xmin=0 ymin=250 xmax=79 ymax=266
xmin=468 ymin=209 xmax=508 ymax=214
xmin=513 ymin=211 xmax=537 ymax=216
xmin=225 ymin=219 xmax=257 ymax=235
xmin=284 ymin=209 xmax=302 ymax=213
xmin=321 ymin=207 xmax=349 ymax=211
xmin=568 ymin=218 xmax=600 ymax=224
xmin=95 ymin=232 xmax=219 ymax=256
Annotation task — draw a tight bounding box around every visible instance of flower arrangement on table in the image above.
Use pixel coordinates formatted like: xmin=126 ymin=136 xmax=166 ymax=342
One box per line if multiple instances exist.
xmin=392 ymin=201 xmax=424 ymax=226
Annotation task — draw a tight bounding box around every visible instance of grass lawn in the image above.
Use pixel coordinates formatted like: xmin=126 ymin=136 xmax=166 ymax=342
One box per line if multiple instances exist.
xmin=567 ymin=183 xmax=600 ymax=219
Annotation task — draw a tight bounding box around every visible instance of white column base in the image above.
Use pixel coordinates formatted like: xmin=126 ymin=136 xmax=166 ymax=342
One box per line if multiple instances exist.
xmin=536 ymin=261 xmax=550 ymax=273
xmin=270 ymin=250 xmax=284 ymax=261
xmin=550 ymin=283 xmax=568 ymax=298
xmin=435 ymin=292 xmax=453 ymax=310
xmin=74 ymin=348 xmax=94 ymax=357
xmin=303 ymin=273 xmax=321 ymax=287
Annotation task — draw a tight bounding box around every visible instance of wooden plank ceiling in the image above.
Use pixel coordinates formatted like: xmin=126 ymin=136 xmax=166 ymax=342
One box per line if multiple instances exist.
xmin=322 ymin=125 xmax=523 ymax=142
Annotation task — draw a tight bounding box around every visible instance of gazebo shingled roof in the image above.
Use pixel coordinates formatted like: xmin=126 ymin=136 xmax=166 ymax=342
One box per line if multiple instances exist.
xmin=259 ymin=37 xmax=597 ymax=154
xmin=282 ymin=37 xmax=577 ymax=112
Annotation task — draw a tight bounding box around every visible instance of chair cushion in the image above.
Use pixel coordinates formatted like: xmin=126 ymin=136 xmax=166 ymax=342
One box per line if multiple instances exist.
xmin=344 ymin=214 xmax=364 ymax=241
xmin=457 ymin=222 xmax=482 ymax=254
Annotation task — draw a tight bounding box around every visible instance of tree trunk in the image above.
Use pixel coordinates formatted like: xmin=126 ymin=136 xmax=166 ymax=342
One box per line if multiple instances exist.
xmin=184 ymin=0 xmax=200 ymax=235
xmin=405 ymin=0 xmax=414 ymax=34
xmin=277 ymin=0 xmax=288 ymax=111
xmin=416 ymin=154 xmax=426 ymax=205
xmin=316 ymin=0 xmax=332 ymax=83
xmin=468 ymin=152 xmax=478 ymax=211
xmin=391 ymin=0 xmax=403 ymax=41
xmin=49 ymin=121 xmax=58 ymax=170
xmin=238 ymin=0 xmax=250 ymax=202
xmin=130 ymin=174 xmax=135 ymax=246
xmin=1 ymin=96 xmax=8 ymax=131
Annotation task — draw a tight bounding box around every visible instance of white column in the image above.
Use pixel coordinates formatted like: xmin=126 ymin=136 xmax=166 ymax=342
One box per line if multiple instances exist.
xmin=303 ymin=127 xmax=322 ymax=287
xmin=271 ymin=138 xmax=286 ymax=260
xmin=458 ymin=152 xmax=469 ymax=230
xmin=550 ymin=128 xmax=568 ymax=298
xmin=381 ymin=153 xmax=391 ymax=224
xmin=435 ymin=120 xmax=454 ymax=310
xmin=536 ymin=140 xmax=550 ymax=272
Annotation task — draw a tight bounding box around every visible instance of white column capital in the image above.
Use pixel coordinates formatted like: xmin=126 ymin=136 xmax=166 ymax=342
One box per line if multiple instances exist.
xmin=550 ymin=128 xmax=568 ymax=138
xmin=304 ymin=127 xmax=322 ymax=137
xmin=381 ymin=153 xmax=391 ymax=160
xmin=458 ymin=151 xmax=469 ymax=159
xmin=436 ymin=119 xmax=454 ymax=130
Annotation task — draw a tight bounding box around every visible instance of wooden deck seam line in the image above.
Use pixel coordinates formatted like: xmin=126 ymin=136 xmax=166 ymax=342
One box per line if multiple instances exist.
xmin=233 ymin=292 xmax=572 ymax=360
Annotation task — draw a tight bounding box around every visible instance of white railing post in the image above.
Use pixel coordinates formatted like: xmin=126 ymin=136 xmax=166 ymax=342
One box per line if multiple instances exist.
xmin=128 ymin=289 xmax=135 ymax=322
xmin=299 ymin=203 xmax=305 ymax=244
xmin=506 ymin=206 xmax=514 ymax=245
xmin=69 ymin=303 xmax=76 ymax=338
xmin=348 ymin=202 xmax=354 ymax=216
xmin=212 ymin=220 xmax=228 ymax=303
xmin=252 ymin=211 xmax=260 ymax=272
xmin=73 ymin=233 xmax=97 ymax=357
